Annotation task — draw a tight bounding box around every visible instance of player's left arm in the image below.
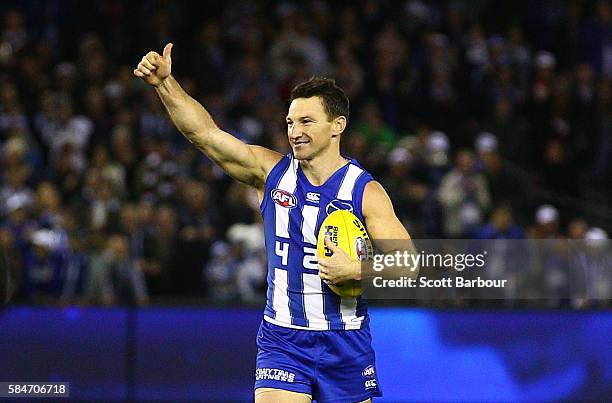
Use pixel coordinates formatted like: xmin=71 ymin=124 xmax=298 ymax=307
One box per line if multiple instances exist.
xmin=362 ymin=181 xmax=411 ymax=250
xmin=362 ymin=181 xmax=418 ymax=279
xmin=318 ymin=181 xmax=418 ymax=284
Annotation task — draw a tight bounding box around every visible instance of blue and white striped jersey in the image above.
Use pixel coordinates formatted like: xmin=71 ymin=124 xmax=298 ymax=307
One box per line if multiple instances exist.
xmin=260 ymin=153 xmax=374 ymax=331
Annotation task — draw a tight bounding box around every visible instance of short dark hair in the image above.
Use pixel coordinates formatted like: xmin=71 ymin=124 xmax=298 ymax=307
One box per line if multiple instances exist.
xmin=290 ymin=77 xmax=349 ymax=122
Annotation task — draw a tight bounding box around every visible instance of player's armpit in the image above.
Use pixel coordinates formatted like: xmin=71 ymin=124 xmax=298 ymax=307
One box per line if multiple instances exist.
xmin=202 ymin=137 xmax=283 ymax=189
xmin=362 ymin=181 xmax=418 ymax=279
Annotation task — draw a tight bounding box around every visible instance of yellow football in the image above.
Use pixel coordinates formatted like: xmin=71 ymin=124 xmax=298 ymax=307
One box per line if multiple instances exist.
xmin=317 ymin=209 xmax=373 ymax=297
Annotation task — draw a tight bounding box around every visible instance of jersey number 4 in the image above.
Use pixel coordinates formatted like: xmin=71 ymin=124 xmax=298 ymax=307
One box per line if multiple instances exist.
xmin=275 ymin=241 xmax=318 ymax=271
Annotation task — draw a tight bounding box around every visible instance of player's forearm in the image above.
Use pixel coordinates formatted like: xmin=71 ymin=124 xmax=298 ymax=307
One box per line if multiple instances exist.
xmin=155 ymin=75 xmax=218 ymax=149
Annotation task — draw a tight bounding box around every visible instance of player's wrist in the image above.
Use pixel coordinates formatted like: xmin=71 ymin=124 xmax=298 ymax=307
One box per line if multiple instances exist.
xmin=153 ymin=74 xmax=173 ymax=90
xmin=352 ymin=260 xmax=362 ymax=281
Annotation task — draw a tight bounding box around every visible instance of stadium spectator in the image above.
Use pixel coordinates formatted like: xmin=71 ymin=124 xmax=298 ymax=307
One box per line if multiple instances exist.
xmin=529 ymin=204 xmax=562 ymax=239
xmin=438 ymin=149 xmax=491 ymax=237
xmin=568 ymin=218 xmax=590 ymax=239
xmin=141 ymin=205 xmax=180 ymax=295
xmin=20 ymin=229 xmax=68 ymax=305
xmin=204 ymin=241 xmax=239 ymax=305
xmin=475 ymin=205 xmax=525 ymax=239
xmin=474 ymin=132 xmax=533 ymax=220
xmin=0 ymin=1 xmax=610 ymax=306
xmin=574 ymin=227 xmax=611 ymax=304
xmin=85 ymin=234 xmax=148 ymax=307
xmin=354 ymin=100 xmax=398 ymax=150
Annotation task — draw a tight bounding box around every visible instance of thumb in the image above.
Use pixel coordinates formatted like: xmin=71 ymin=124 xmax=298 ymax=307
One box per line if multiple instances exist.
xmin=163 ymin=43 xmax=173 ymax=62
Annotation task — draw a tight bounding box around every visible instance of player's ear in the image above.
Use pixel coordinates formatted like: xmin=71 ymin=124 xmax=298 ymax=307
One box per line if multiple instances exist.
xmin=331 ymin=115 xmax=347 ymax=137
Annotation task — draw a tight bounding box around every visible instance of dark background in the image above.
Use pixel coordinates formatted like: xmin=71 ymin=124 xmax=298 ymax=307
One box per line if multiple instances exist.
xmin=0 ymin=1 xmax=611 ymax=401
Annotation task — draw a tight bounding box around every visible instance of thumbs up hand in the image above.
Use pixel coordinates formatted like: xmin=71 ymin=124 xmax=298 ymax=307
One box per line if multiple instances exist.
xmin=134 ymin=43 xmax=173 ymax=87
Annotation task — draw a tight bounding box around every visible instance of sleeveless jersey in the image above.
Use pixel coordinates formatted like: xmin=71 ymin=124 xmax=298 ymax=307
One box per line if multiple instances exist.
xmin=260 ymin=153 xmax=374 ymax=331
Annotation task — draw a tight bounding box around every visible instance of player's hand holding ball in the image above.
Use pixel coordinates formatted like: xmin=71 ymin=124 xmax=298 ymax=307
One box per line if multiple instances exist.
xmin=133 ymin=43 xmax=173 ymax=87
xmin=318 ymin=236 xmax=360 ymax=286
xmin=317 ymin=210 xmax=373 ymax=297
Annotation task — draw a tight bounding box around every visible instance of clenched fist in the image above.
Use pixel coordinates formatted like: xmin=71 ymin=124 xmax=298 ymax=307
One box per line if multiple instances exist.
xmin=133 ymin=43 xmax=173 ymax=87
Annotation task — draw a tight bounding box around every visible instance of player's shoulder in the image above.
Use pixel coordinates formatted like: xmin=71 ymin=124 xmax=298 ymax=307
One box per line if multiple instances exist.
xmin=362 ymin=180 xmax=394 ymax=215
xmin=345 ymin=157 xmax=375 ymax=181
xmin=346 ymin=156 xmax=366 ymax=170
xmin=249 ymin=146 xmax=286 ymax=189
xmin=364 ymin=180 xmax=389 ymax=198
xmin=249 ymin=145 xmax=284 ymax=173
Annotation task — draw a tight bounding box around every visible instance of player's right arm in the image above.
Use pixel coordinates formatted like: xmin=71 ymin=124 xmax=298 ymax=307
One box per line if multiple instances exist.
xmin=133 ymin=43 xmax=282 ymax=190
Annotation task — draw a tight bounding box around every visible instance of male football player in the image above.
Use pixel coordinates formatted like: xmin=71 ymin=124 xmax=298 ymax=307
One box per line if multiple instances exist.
xmin=135 ymin=43 xmax=414 ymax=403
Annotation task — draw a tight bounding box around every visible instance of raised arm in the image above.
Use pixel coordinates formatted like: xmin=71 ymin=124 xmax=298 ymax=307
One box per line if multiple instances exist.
xmin=133 ymin=43 xmax=282 ymax=189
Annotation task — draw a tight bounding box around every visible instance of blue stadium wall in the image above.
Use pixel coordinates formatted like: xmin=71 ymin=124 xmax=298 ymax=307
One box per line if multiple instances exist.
xmin=1 ymin=307 xmax=610 ymax=402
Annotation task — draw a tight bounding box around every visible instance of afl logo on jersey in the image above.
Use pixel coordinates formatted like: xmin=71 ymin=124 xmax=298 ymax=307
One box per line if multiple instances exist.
xmin=272 ymin=189 xmax=297 ymax=208
xmin=325 ymin=199 xmax=353 ymax=215
xmin=362 ymin=365 xmax=376 ymax=378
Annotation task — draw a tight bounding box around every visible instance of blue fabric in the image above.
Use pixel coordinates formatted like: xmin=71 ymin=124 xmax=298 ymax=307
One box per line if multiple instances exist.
xmin=261 ymin=153 xmax=374 ymax=330
xmin=255 ymin=320 xmax=382 ymax=402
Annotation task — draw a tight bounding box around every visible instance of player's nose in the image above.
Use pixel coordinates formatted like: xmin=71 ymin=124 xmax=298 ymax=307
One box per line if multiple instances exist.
xmin=288 ymin=128 xmax=304 ymax=141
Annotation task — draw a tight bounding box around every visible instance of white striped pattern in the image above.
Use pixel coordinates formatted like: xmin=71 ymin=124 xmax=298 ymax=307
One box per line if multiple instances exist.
xmin=340 ymin=298 xmax=364 ymax=330
xmin=269 ymin=159 xmax=367 ymax=330
xmin=301 ymin=203 xmax=327 ymax=329
xmin=272 ymin=268 xmax=292 ymax=324
xmin=301 ymin=205 xmax=319 ymax=245
xmin=336 ymin=163 xmax=364 ymax=329
xmin=274 ymin=158 xmax=298 ymax=238
xmin=337 ymin=164 xmax=363 ymax=200
xmin=302 ymin=272 xmax=328 ymax=330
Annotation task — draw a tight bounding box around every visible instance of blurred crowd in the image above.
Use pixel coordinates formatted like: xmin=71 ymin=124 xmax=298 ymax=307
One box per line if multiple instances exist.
xmin=0 ymin=0 xmax=610 ymax=307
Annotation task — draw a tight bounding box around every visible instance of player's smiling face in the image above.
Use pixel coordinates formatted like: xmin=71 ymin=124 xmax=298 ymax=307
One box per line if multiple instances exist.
xmin=286 ymin=97 xmax=341 ymax=160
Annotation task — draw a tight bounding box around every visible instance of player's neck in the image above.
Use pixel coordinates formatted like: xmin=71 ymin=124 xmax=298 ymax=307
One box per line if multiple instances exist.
xmin=299 ymin=151 xmax=349 ymax=186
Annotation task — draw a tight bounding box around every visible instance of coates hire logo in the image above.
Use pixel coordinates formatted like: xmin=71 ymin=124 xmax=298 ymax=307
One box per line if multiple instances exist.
xmin=272 ymin=189 xmax=297 ymax=208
